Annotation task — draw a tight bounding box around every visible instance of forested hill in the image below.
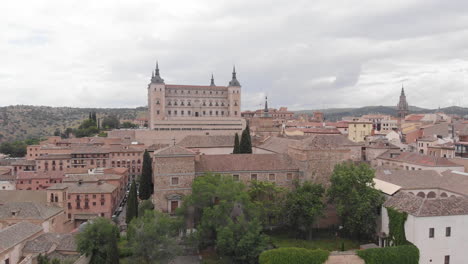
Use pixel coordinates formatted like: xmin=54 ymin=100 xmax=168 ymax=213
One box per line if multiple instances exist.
xmin=0 ymin=105 xmax=147 ymax=143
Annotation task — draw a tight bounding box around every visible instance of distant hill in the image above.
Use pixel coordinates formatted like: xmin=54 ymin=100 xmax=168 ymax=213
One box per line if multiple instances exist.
xmin=295 ymin=105 xmax=468 ymax=121
xmin=1 ymin=105 xmax=467 ymax=143
xmin=0 ymin=105 xmax=147 ymax=143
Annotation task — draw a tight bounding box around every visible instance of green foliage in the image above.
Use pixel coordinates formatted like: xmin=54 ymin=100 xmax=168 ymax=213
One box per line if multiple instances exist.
xmin=259 ymin=247 xmax=329 ymax=264
xmin=79 ymin=119 xmax=97 ymax=130
xmin=138 ymin=199 xmax=155 ymax=216
xmin=121 ymin=121 xmax=138 ymax=128
xmin=216 ymin=216 xmax=269 ymax=264
xmin=248 ymin=181 xmax=286 ymax=227
xmin=357 ymin=244 xmax=419 ymax=264
xmin=126 ymin=180 xmax=138 ymax=224
xmin=233 ymin=133 xmax=241 ymax=154
xmin=327 ymin=162 xmax=384 ymax=239
xmin=127 ymin=210 xmax=180 ymax=264
xmin=37 ymin=254 xmax=61 ymax=264
xmin=75 ymin=218 xmax=120 ymax=264
xmin=387 ymin=208 xmax=408 ymax=246
xmin=239 ymin=125 xmax=252 ymax=154
xmin=139 ymin=150 xmax=153 ymax=200
xmin=98 ymin=132 xmax=108 ymax=137
xmin=74 ymin=118 xmax=99 ymax=138
xmin=284 ymin=181 xmax=325 ymax=240
xmin=102 ymin=115 xmax=120 ymax=129
xmin=0 ymin=138 xmax=40 ymax=157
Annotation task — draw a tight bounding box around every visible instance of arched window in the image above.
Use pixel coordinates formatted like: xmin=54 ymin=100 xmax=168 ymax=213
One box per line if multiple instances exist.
xmin=416 ymin=192 xmax=425 ymax=198
xmin=440 ymin=192 xmax=448 ymax=198
xmin=427 ymin=191 xmax=436 ymax=198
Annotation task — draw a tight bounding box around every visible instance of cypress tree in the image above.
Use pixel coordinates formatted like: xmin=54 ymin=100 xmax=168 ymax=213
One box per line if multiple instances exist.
xmin=233 ymin=133 xmax=240 ymax=154
xmin=139 ymin=150 xmax=153 ymax=200
xmin=240 ymin=125 xmax=253 ymax=154
xmin=126 ymin=180 xmax=138 ymax=224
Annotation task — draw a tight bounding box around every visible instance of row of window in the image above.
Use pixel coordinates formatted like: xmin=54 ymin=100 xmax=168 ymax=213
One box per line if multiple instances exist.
xmin=154 ymin=89 xmax=240 ymax=95
xmin=165 ymin=110 xmax=228 ymax=116
xmin=428 ymin=227 xmax=451 ymax=238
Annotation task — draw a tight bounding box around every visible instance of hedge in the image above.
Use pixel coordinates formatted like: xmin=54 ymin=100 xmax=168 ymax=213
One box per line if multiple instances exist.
xmin=357 ymin=244 xmax=419 ymax=264
xmin=259 ymin=247 xmax=329 ymax=264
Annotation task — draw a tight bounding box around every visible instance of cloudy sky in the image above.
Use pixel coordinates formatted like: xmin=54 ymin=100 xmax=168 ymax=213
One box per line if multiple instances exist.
xmin=1 ymin=0 xmax=468 ymax=110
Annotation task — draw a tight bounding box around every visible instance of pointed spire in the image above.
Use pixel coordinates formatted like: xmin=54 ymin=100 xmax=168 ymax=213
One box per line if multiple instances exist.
xmin=228 ymin=65 xmax=241 ymax=86
xmin=152 ymin=71 xmax=154 ymax=78
xmin=151 ymin=61 xmax=164 ymax=84
xmin=210 ymin=73 xmax=215 ymax=86
xmin=155 ymin=61 xmax=160 ymax=76
xmin=401 ymin=83 xmax=405 ymax=95
xmin=264 ymin=96 xmax=269 ymax=113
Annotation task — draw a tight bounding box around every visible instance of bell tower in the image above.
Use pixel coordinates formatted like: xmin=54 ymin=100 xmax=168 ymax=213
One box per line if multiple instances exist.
xmin=397 ymin=85 xmax=409 ymax=119
xmin=148 ymin=62 xmax=166 ymax=129
xmin=227 ymin=66 xmax=241 ymax=117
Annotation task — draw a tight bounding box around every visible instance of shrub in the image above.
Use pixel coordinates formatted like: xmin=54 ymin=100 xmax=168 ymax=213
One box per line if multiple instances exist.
xmin=357 ymin=244 xmax=419 ymax=264
xmin=259 ymin=247 xmax=329 ymax=264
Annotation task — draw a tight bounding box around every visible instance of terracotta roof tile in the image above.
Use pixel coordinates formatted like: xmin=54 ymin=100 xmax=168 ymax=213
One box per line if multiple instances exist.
xmin=195 ymin=154 xmax=298 ymax=173
xmin=0 ymin=222 xmax=42 ymax=253
xmin=384 ymin=192 xmax=468 ymax=216
xmin=378 ymin=152 xmax=461 ymax=167
xmin=177 ymin=135 xmax=235 ymax=148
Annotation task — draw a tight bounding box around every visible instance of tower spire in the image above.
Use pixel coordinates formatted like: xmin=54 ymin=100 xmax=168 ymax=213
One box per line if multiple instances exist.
xmin=228 ymin=65 xmax=241 ymax=86
xmin=210 ymin=73 xmax=216 ymax=86
xmin=150 ymin=61 xmax=164 ymax=84
xmin=263 ymin=96 xmax=270 ymax=117
xmin=155 ymin=61 xmax=160 ymax=76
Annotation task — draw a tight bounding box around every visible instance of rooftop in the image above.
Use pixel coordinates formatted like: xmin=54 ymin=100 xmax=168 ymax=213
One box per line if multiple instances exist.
xmin=0 ymin=202 xmax=63 ymax=220
xmin=47 ymin=182 xmax=117 ymax=194
xmin=154 ymin=145 xmax=196 ymax=156
xmin=377 ymin=151 xmax=461 ymax=167
xmin=0 ymin=222 xmax=43 ymax=253
xmin=0 ymin=190 xmax=47 ymax=204
xmin=23 ymin=233 xmax=77 ymax=254
xmin=177 ymin=135 xmax=234 ymax=148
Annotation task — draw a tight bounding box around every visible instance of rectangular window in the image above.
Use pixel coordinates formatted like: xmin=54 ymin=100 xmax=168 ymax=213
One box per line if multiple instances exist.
xmin=269 ymin=173 xmax=276 ymax=181
xmin=233 ymin=174 xmax=239 ymax=181
xmin=287 ymin=173 xmax=293 ymax=181
xmin=429 ymin=228 xmax=435 ymax=238
xmin=445 ymin=255 xmax=450 ymax=264
xmin=251 ymin=174 xmax=257 ymax=181
xmin=171 ymin=177 xmax=179 ymax=185
xmin=446 ymin=227 xmax=451 ymax=237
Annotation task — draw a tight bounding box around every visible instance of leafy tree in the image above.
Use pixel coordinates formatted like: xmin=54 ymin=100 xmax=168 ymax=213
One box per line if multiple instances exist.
xmin=284 ymin=181 xmax=325 ymax=240
xmin=239 ymin=125 xmax=252 ymax=154
xmin=0 ymin=138 xmax=39 ymax=157
xmin=127 ymin=210 xmax=180 ymax=264
xmin=327 ymin=162 xmax=384 ymax=239
xmin=37 ymin=254 xmax=61 ymax=264
xmin=139 ymin=150 xmax=153 ymax=200
xmin=79 ymin=119 xmax=97 ymax=130
xmin=76 ymin=218 xmax=120 ymax=264
xmin=102 ymin=115 xmax=120 ymax=129
xmin=126 ymin=180 xmax=138 ymax=224
xmin=248 ymin=181 xmax=286 ymax=227
xmin=53 ymin=128 xmax=61 ymax=137
xmin=233 ymin=133 xmax=241 ymax=154
xmin=138 ymin=199 xmax=155 ymax=216
xmin=121 ymin=121 xmax=138 ymax=129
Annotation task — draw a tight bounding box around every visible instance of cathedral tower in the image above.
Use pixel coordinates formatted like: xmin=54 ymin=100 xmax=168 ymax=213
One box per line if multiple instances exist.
xmin=397 ymin=85 xmax=409 ymax=119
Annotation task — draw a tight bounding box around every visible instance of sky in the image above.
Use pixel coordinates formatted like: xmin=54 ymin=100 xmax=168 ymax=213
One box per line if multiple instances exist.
xmin=1 ymin=0 xmax=468 ymax=111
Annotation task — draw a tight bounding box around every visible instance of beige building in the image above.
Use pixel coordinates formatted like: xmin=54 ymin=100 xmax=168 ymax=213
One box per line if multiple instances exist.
xmin=0 ymin=222 xmax=43 ymax=264
xmin=348 ymin=121 xmax=373 ymax=142
xmin=375 ymin=151 xmax=464 ymax=173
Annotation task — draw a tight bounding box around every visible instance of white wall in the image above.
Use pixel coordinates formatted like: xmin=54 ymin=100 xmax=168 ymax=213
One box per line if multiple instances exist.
xmin=0 ymin=181 xmax=15 ymax=190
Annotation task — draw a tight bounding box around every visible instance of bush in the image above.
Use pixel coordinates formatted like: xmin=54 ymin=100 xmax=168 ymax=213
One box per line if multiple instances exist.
xmin=357 ymin=244 xmax=419 ymax=264
xmin=259 ymin=247 xmax=329 ymax=264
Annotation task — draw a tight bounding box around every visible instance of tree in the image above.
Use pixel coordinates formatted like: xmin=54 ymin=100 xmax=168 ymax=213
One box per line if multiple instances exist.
xmin=327 ymin=162 xmax=384 ymax=239
xmin=248 ymin=181 xmax=286 ymax=227
xmin=37 ymin=254 xmax=60 ymax=264
xmin=233 ymin=133 xmax=241 ymax=154
xmin=284 ymin=181 xmax=325 ymax=240
xmin=127 ymin=210 xmax=180 ymax=264
xmin=76 ymin=218 xmax=120 ymax=264
xmin=139 ymin=150 xmax=153 ymax=200
xmin=53 ymin=128 xmax=61 ymax=137
xmin=239 ymin=125 xmax=252 ymax=154
xmin=101 ymin=115 xmax=120 ymax=129
xmin=126 ymin=180 xmax=138 ymax=224
xmin=138 ymin=199 xmax=154 ymax=216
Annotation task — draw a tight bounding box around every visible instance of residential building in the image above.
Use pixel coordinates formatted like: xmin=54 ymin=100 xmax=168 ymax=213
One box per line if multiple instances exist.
xmin=348 ymin=121 xmax=373 ymax=142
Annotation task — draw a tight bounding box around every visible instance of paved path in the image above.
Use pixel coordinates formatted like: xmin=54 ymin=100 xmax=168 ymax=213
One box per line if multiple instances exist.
xmin=325 ymin=254 xmax=365 ymax=264
xmin=169 ymin=256 xmax=200 ymax=264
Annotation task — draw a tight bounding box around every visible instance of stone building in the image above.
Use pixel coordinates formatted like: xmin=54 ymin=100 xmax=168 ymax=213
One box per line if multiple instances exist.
xmin=397 ymin=86 xmax=409 ymax=119
xmin=0 ymin=222 xmax=43 ymax=264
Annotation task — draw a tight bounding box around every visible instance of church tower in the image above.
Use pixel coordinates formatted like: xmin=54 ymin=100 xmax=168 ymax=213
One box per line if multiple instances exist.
xmin=227 ymin=66 xmax=241 ymax=117
xmin=148 ymin=62 xmax=166 ymax=129
xmin=397 ymin=85 xmax=409 ymax=119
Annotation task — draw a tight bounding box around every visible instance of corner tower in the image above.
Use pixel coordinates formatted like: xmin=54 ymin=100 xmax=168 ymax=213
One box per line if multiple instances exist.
xmin=148 ymin=62 xmax=166 ymax=129
xmin=397 ymin=85 xmax=409 ymax=119
xmin=227 ymin=66 xmax=241 ymax=117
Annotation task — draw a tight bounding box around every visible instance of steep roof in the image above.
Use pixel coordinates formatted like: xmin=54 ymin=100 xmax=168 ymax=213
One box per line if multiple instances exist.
xmin=384 ymin=192 xmax=468 ymax=217
xmin=23 ymin=233 xmax=77 ymax=254
xmin=196 ymin=154 xmax=298 ymax=173
xmin=0 ymin=222 xmax=42 ymax=253
xmin=377 ymin=152 xmax=461 ymax=167
xmin=177 ymin=135 xmax=235 ymax=148
xmin=0 ymin=202 xmax=63 ymax=220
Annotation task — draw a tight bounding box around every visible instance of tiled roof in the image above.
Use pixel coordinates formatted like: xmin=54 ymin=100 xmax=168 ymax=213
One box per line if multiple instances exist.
xmin=63 ymin=173 xmax=122 ymax=182
xmin=154 ymin=146 xmax=196 ymax=156
xmin=257 ymin=137 xmax=299 ymax=154
xmin=0 ymin=222 xmax=42 ymax=253
xmin=147 ymin=143 xmax=170 ymax=151
xmin=285 ymin=128 xmax=341 ymax=134
xmin=384 ymin=191 xmax=468 ymax=217
xmin=0 ymin=190 xmax=47 ymax=204
xmin=16 ymin=171 xmax=65 ymax=179
xmin=0 ymin=202 xmax=63 ymax=220
xmin=47 ymin=182 xmax=117 ymax=194
xmin=23 ymin=233 xmax=77 ymax=253
xmin=291 ymin=134 xmax=360 ymax=150
xmin=377 ymin=152 xmax=461 ymax=167
xmin=36 ymin=154 xmax=72 ymax=160
xmin=195 ymin=154 xmax=298 ymax=173
xmin=405 ymin=114 xmax=424 ymax=121
xmin=10 ymin=159 xmax=36 ymax=166
xmin=177 ymin=135 xmax=235 ymax=148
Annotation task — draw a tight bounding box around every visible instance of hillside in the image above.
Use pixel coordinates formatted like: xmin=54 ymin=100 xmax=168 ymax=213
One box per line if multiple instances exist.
xmin=0 ymin=105 xmax=147 ymax=143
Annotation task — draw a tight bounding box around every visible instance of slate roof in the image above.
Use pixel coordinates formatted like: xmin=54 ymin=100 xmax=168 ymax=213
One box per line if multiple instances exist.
xmin=384 ymin=192 xmax=468 ymax=217
xmin=154 ymin=146 xmax=196 ymax=156
xmin=0 ymin=202 xmax=63 ymax=220
xmin=0 ymin=222 xmax=42 ymax=253
xmin=195 ymin=154 xmax=298 ymax=173
xmin=23 ymin=233 xmax=77 ymax=254
xmin=377 ymin=152 xmax=461 ymax=167
xmin=177 ymin=135 xmax=235 ymax=148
